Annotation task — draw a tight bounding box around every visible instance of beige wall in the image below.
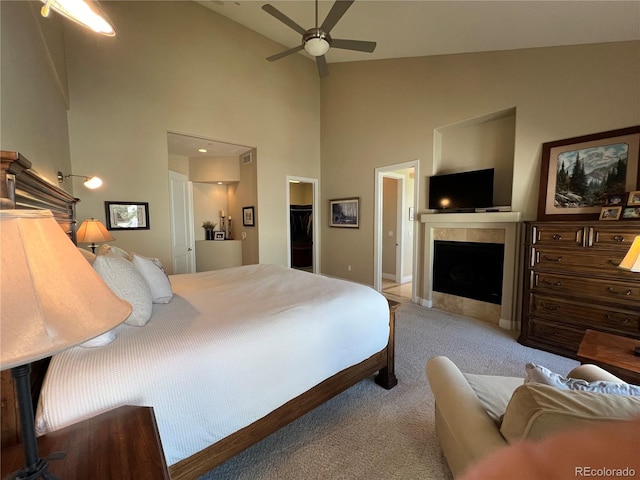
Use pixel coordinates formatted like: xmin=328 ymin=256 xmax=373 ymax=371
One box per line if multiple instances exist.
xmin=9 ymin=1 xmax=320 ymax=272
xmin=321 ymin=41 xmax=640 ymax=292
xmin=0 ymin=2 xmax=72 ymax=188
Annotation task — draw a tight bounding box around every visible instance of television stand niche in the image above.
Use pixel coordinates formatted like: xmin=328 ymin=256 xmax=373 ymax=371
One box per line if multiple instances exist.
xmin=519 ymin=220 xmax=640 ymax=359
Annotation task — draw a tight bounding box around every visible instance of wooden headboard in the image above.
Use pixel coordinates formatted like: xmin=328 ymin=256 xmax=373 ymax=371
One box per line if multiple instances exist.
xmin=1 ymin=151 xmax=80 ymax=448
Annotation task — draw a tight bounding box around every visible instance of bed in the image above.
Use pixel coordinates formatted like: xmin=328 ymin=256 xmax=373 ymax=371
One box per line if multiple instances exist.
xmin=0 ymin=151 xmax=397 ymax=479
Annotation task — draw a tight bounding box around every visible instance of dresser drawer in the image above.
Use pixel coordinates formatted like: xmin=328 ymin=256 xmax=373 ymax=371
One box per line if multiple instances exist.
xmin=591 ymin=225 xmax=640 ymax=250
xmin=529 ymin=293 xmax=640 ymax=337
xmin=525 ymin=318 xmax=584 ymax=353
xmin=529 ymin=224 xmax=584 ymax=248
xmin=530 ymin=247 xmax=631 ymax=277
xmin=530 ymin=271 xmax=640 ymax=306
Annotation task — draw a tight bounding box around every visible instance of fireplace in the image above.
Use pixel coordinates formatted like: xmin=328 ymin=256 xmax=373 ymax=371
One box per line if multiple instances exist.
xmin=433 ymin=240 xmax=504 ymax=305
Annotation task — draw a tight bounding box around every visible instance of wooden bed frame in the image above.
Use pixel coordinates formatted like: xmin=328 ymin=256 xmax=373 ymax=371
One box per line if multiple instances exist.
xmin=0 ymin=151 xmax=398 ymax=479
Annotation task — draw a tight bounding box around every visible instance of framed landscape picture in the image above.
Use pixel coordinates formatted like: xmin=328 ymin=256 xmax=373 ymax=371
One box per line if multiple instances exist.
xmin=537 ymin=126 xmax=640 ymax=221
xmin=105 ymin=201 xmax=150 ymax=230
xmin=330 ymin=197 xmax=359 ymax=228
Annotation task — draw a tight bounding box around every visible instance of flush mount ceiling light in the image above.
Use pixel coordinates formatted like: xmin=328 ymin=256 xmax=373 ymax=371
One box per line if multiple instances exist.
xmin=57 ymin=171 xmax=103 ymax=189
xmin=40 ymin=0 xmax=116 ymax=36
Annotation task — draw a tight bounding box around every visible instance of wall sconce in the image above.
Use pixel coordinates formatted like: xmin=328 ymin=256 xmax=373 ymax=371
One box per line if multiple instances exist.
xmin=57 ymin=171 xmax=103 ymax=189
xmin=40 ymin=0 xmax=116 ymax=36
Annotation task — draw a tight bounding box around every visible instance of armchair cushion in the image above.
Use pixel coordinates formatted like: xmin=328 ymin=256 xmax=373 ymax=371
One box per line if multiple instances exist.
xmin=500 ymin=383 xmax=640 ymax=442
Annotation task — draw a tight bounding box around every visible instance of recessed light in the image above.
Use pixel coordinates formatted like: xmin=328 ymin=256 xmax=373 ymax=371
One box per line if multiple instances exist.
xmin=198 ymin=148 xmax=207 ymax=153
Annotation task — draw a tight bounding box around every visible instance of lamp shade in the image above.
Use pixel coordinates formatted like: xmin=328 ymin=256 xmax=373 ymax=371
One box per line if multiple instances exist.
xmin=76 ymin=218 xmax=114 ymax=244
xmin=0 ymin=210 xmax=132 ymax=370
xmin=619 ymin=236 xmax=640 ymax=272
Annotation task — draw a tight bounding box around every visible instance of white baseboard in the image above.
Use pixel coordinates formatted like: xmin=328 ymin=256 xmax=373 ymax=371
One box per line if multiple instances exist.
xmin=420 ymin=298 xmax=432 ymax=308
xmin=499 ymin=318 xmax=521 ymax=331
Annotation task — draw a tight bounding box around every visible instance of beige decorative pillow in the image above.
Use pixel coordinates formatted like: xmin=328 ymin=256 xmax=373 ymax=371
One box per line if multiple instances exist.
xmin=93 ymin=253 xmax=153 ymax=326
xmin=130 ymin=253 xmax=173 ymax=303
xmin=77 ymin=247 xmax=96 ymax=265
xmin=97 ymin=244 xmax=129 ymax=259
xmin=500 ymin=383 xmax=640 ymax=443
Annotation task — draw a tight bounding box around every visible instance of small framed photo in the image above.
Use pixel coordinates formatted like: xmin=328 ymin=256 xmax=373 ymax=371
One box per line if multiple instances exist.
xmin=622 ymin=206 xmax=640 ymax=219
xmin=105 ymin=201 xmax=150 ymax=230
xmin=604 ymin=193 xmax=627 ymax=206
xmin=599 ymin=206 xmax=622 ymax=220
xmin=330 ymin=197 xmax=359 ymax=228
xmin=242 ymin=206 xmax=255 ymax=226
xmin=628 ymin=190 xmax=640 ymax=206
xmin=213 ymin=231 xmax=225 ymax=240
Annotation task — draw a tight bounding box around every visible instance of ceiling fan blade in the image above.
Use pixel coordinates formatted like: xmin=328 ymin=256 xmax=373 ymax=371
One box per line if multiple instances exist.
xmin=321 ymin=0 xmax=355 ymax=34
xmin=316 ymin=55 xmax=329 ymax=78
xmin=262 ymin=4 xmax=308 ymax=36
xmin=266 ymin=45 xmax=304 ymax=62
xmin=331 ymin=39 xmax=376 ymax=53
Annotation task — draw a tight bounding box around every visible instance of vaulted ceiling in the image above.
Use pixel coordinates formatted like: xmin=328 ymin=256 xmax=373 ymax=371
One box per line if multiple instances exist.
xmin=198 ymin=1 xmax=640 ymax=64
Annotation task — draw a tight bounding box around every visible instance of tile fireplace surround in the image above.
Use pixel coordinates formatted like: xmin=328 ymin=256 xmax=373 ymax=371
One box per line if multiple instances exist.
xmin=420 ymin=212 xmax=522 ymax=330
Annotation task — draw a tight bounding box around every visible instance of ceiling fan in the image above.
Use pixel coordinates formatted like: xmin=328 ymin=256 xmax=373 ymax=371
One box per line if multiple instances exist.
xmin=262 ymin=0 xmax=376 ymax=78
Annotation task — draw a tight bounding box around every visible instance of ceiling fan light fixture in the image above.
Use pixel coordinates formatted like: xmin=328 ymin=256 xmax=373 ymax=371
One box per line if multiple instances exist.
xmin=304 ymin=37 xmax=330 ymax=57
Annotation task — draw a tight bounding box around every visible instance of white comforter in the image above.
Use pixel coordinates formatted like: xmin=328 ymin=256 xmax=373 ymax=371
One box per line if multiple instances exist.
xmin=35 ymin=264 xmax=390 ymax=466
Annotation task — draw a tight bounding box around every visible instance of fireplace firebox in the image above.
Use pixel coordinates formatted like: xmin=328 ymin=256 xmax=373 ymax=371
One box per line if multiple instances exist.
xmin=433 ymin=240 xmax=504 ymax=305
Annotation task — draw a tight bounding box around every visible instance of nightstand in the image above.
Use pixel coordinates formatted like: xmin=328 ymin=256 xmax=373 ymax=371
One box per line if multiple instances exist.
xmin=1 ymin=406 xmax=169 ymax=479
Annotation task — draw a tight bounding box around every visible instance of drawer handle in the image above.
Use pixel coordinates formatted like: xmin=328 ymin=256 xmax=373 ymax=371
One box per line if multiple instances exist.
xmin=540 ymin=301 xmax=558 ymax=311
xmin=542 ymin=279 xmax=562 ymax=287
xmin=605 ymin=314 xmax=630 ymax=325
xmin=607 ymin=287 xmax=632 ymax=296
xmin=552 ymin=234 xmax=562 ymax=241
xmin=542 ymin=255 xmax=563 ymax=262
xmin=613 ymin=235 xmax=624 ymax=242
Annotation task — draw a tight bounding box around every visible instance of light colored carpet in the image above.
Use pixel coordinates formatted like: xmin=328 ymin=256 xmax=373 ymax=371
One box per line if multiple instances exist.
xmin=201 ymin=302 xmax=579 ymax=479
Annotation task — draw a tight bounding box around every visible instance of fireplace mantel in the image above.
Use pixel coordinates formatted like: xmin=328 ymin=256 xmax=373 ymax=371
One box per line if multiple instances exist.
xmin=420 ymin=211 xmax=522 ymax=224
xmin=420 ymin=211 xmax=523 ymax=330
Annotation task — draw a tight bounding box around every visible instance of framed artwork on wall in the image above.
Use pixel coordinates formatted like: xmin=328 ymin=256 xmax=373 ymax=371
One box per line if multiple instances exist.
xmin=537 ymin=125 xmax=640 ymax=221
xmin=330 ymin=197 xmax=359 ymax=228
xmin=242 ymin=206 xmax=255 ymax=226
xmin=105 ymin=201 xmax=150 ymax=230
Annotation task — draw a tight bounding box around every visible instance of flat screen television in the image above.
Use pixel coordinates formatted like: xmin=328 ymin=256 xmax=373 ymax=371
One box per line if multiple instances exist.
xmin=428 ymin=168 xmax=494 ymax=211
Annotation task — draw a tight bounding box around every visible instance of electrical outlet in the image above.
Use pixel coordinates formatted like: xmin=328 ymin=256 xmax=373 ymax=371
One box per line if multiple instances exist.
xmin=241 ymin=232 xmax=247 ymax=240
xmin=348 ymin=265 xmax=352 ymax=271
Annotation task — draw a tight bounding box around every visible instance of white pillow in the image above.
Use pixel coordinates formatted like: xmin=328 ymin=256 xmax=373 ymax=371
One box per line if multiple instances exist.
xmin=525 ymin=363 xmax=640 ymax=396
xmin=80 ymin=330 xmax=116 ymax=348
xmin=129 ymin=253 xmax=173 ymax=303
xmin=93 ymin=253 xmax=153 ymax=327
xmin=98 ymin=244 xmax=129 ymax=259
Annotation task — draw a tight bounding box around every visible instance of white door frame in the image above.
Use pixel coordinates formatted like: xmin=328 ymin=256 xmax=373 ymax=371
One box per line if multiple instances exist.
xmin=374 ymin=160 xmax=420 ymax=301
xmin=286 ymin=175 xmax=320 ymax=273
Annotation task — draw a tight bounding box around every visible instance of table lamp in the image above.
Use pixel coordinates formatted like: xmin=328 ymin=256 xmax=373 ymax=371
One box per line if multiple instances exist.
xmin=618 ymin=236 xmax=640 ymax=272
xmin=76 ymin=218 xmax=115 ymax=253
xmin=0 ymin=209 xmax=132 ymax=479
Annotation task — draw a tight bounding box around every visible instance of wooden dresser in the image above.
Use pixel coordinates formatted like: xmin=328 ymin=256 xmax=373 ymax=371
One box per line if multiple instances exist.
xmin=519 ymin=220 xmax=640 ymax=358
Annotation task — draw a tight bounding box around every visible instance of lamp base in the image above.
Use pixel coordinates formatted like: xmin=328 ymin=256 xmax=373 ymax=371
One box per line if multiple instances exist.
xmin=5 ymin=453 xmax=64 ymax=480
xmin=4 ymin=365 xmax=65 ymax=480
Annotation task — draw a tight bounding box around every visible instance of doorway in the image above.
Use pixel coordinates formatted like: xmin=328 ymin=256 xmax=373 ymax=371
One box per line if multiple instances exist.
xmin=374 ymin=160 xmax=419 ymax=303
xmin=287 ymin=176 xmax=319 ymax=273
